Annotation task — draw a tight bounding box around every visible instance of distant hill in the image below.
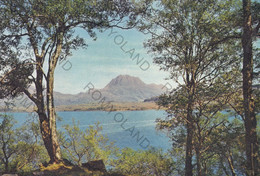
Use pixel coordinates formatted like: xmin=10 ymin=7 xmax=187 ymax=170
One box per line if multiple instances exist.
xmin=0 ymin=75 xmax=164 ymax=109
xmin=54 ymin=75 xmax=164 ymax=105
xmin=100 ymin=75 xmax=163 ymax=102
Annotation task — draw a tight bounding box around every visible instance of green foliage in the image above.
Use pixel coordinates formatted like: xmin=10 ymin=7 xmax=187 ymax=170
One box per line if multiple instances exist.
xmin=213 ymin=118 xmax=246 ymax=175
xmin=59 ymin=119 xmax=117 ymax=166
xmin=0 ymin=58 xmax=33 ymax=99
xmin=112 ymin=147 xmax=174 ymax=176
xmin=0 ymin=114 xmax=17 ymax=172
xmin=139 ymin=0 xmax=252 ymax=175
xmin=0 ymin=114 xmax=48 ymax=173
xmin=141 ymin=0 xmax=242 ymax=73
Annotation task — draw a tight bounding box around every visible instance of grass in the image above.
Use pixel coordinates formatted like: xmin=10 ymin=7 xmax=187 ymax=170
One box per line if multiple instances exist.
xmin=29 ymin=163 xmax=108 ymax=176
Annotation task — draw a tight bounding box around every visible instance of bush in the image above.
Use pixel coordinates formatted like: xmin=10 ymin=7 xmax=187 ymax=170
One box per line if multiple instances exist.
xmin=0 ymin=114 xmax=49 ymax=174
xmin=59 ymin=119 xmax=118 ymax=167
xmin=111 ymin=147 xmax=174 ymax=176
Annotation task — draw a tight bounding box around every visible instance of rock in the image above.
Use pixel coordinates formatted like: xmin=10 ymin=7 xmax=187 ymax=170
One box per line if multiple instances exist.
xmin=32 ymin=171 xmax=45 ymax=176
xmin=82 ymin=160 xmax=106 ymax=172
xmin=41 ymin=161 xmax=48 ymax=167
xmin=108 ymin=173 xmax=127 ymax=176
xmin=62 ymin=158 xmax=74 ymax=166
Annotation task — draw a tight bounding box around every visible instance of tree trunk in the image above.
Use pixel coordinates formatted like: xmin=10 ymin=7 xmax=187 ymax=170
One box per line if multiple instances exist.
xmin=22 ymin=25 xmax=64 ymax=164
xmin=3 ymin=154 xmax=9 ymax=172
xmin=34 ymin=57 xmax=60 ymax=163
xmin=242 ymin=0 xmax=259 ymax=175
xmin=2 ymin=140 xmax=9 ymax=172
xmin=38 ymin=111 xmax=61 ymax=163
xmin=46 ymin=68 xmax=62 ymax=164
xmin=32 ymin=60 xmax=62 ymax=163
xmin=203 ymin=162 xmax=207 ymax=175
xmin=227 ymin=151 xmax=236 ymax=176
xmin=43 ymin=33 xmax=64 ymax=164
xmin=32 ymin=39 xmax=63 ymax=163
xmin=196 ymin=148 xmax=202 ymax=176
xmin=4 ymin=160 xmax=8 ymax=172
xmin=35 ymin=73 xmax=62 ymax=164
xmin=185 ymin=108 xmax=193 ymax=176
xmin=185 ymin=79 xmax=195 ymax=176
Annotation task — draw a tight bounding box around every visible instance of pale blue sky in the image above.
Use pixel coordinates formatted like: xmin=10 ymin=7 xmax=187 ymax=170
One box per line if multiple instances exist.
xmin=54 ymin=28 xmax=170 ymax=94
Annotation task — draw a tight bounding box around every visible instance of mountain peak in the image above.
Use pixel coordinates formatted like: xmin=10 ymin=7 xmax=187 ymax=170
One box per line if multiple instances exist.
xmin=104 ymin=75 xmax=146 ymax=89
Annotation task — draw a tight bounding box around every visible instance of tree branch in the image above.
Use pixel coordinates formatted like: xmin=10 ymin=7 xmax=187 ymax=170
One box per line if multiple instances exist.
xmin=253 ymin=20 xmax=260 ymax=37
xmin=23 ymin=89 xmax=38 ymax=105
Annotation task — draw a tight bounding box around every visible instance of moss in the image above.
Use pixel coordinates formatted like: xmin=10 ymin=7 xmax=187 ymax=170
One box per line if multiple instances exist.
xmin=37 ymin=163 xmax=107 ymax=176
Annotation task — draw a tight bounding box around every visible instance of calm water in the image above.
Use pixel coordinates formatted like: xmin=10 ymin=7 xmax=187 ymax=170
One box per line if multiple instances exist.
xmin=5 ymin=110 xmax=172 ymax=151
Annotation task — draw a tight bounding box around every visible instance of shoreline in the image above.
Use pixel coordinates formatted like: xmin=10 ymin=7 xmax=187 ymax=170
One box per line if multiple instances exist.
xmin=1 ymin=102 xmax=163 ymax=113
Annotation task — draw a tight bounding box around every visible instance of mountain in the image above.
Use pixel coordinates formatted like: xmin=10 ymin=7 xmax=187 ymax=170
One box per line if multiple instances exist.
xmin=54 ymin=75 xmax=164 ymax=105
xmin=0 ymin=75 xmax=164 ymax=108
xmin=100 ymin=75 xmax=163 ymax=102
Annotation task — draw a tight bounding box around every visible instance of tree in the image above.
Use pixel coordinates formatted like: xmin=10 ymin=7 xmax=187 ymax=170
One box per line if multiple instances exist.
xmin=0 ymin=114 xmax=48 ymax=173
xmin=139 ymin=0 xmax=241 ymax=175
xmin=112 ymin=147 xmax=174 ymax=176
xmin=59 ymin=120 xmax=117 ymax=166
xmin=241 ymin=0 xmax=260 ymax=175
xmin=213 ymin=117 xmax=246 ymax=176
xmin=13 ymin=117 xmax=49 ymax=173
xmin=157 ymin=75 xmax=244 ymax=175
xmin=0 ymin=114 xmax=17 ymax=172
xmin=0 ymin=0 xmax=148 ymax=164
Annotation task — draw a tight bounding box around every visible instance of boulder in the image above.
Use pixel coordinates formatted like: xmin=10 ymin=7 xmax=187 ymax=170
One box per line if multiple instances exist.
xmin=62 ymin=158 xmax=74 ymax=166
xmin=82 ymin=160 xmax=106 ymax=172
xmin=32 ymin=171 xmax=45 ymax=176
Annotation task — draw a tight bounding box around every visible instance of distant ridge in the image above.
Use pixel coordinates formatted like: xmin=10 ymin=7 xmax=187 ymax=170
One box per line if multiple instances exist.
xmin=0 ymin=75 xmax=164 ymax=107
xmin=54 ymin=75 xmax=164 ymax=105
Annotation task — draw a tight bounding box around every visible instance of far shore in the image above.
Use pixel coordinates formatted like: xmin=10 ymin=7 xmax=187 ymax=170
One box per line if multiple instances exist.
xmin=1 ymin=101 xmax=164 ymax=113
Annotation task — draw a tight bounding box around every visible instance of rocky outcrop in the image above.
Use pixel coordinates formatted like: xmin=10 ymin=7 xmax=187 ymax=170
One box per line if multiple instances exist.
xmin=82 ymin=160 xmax=106 ymax=173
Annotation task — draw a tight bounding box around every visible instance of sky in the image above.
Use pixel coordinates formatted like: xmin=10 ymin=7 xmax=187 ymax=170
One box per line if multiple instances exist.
xmin=53 ymin=28 xmax=170 ymax=94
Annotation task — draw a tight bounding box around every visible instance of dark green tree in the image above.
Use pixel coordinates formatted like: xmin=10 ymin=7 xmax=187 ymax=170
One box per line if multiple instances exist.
xmin=0 ymin=114 xmax=48 ymax=173
xmin=139 ymin=0 xmax=242 ymax=175
xmin=0 ymin=114 xmax=17 ymax=172
xmin=157 ymin=73 xmax=244 ymax=175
